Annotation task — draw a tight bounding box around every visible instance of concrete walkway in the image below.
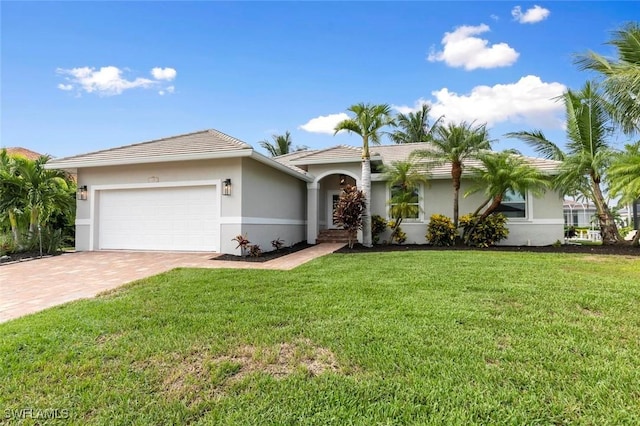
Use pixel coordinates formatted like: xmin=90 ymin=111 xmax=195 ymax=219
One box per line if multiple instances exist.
xmin=0 ymin=243 xmax=344 ymax=323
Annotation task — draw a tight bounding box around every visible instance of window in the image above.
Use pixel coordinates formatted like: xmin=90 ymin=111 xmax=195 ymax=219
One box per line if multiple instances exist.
xmin=496 ymin=190 xmax=526 ymax=218
xmin=390 ymin=185 xmax=420 ymax=220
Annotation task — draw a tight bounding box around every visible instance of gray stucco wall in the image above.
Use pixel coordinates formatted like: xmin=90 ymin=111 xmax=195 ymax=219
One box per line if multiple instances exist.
xmin=75 ymin=158 xmax=243 ymax=252
xmin=370 ymin=177 xmax=564 ymax=246
xmin=239 ymin=158 xmax=307 ymax=253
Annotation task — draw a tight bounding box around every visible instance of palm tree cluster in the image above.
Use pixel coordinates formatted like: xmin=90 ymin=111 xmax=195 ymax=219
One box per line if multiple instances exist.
xmin=332 ymin=22 xmax=639 ymax=247
xmin=0 ymin=150 xmax=76 ymax=251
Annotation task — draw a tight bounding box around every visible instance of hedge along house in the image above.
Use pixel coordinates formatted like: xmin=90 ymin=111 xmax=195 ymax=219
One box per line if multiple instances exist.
xmin=46 ymin=129 xmax=564 ymax=254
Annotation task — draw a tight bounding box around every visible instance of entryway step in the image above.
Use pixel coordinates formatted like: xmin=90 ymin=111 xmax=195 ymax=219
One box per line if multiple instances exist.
xmin=317 ymin=229 xmax=352 ymax=243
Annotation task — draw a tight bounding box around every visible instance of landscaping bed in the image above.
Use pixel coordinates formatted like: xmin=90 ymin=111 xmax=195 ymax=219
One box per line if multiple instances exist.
xmin=214 ymin=242 xmax=313 ymax=262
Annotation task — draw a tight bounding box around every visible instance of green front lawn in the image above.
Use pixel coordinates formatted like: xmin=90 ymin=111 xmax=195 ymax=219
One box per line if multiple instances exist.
xmin=2 ymin=251 xmax=639 ymax=424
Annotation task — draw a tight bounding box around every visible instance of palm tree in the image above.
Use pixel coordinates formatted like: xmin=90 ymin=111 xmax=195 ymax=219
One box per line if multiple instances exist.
xmin=608 ymin=142 xmax=640 ymax=245
xmin=0 ymin=150 xmax=27 ymax=244
xmin=388 ymin=104 xmax=442 ymax=144
xmin=575 ymin=22 xmax=640 ymax=134
xmin=411 ymin=121 xmax=492 ymax=228
xmin=507 ymin=82 xmax=622 ymax=244
xmin=465 ymin=151 xmax=550 ymax=222
xmin=259 ymin=131 xmax=307 ymax=157
xmin=17 ymin=156 xmax=74 ymax=235
xmin=382 ymin=160 xmax=429 ymax=241
xmin=334 ymin=103 xmax=395 ymax=247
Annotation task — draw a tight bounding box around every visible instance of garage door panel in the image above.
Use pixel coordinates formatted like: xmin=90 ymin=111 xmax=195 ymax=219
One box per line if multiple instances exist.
xmin=99 ymin=186 xmax=218 ymax=251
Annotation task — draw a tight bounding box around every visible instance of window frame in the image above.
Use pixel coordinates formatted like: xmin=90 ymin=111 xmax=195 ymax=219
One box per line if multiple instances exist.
xmin=387 ymin=183 xmax=423 ymax=223
xmin=496 ymin=189 xmax=528 ymax=220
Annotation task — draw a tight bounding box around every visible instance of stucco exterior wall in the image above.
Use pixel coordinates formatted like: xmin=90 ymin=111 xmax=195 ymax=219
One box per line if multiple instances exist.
xmin=75 ymin=158 xmax=243 ymax=252
xmin=370 ymin=177 xmax=564 ymax=246
xmin=239 ymin=158 xmax=307 ymax=253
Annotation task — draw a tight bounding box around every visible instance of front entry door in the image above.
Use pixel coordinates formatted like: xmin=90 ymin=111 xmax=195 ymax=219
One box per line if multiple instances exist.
xmin=327 ymin=190 xmax=342 ymax=229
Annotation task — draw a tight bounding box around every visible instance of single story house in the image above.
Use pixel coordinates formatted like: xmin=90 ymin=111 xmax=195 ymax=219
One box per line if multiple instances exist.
xmin=46 ymin=129 xmax=564 ymax=254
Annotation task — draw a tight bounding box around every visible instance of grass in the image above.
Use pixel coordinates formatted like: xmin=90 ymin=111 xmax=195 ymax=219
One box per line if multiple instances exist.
xmin=2 ymin=251 xmax=640 ymax=425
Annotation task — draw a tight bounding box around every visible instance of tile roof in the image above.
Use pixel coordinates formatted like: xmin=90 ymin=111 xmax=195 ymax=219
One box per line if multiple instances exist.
xmin=289 ymin=145 xmax=372 ymax=164
xmin=47 ymin=129 xmax=252 ymax=167
xmin=4 ymin=147 xmax=45 ymax=160
xmin=286 ymin=143 xmax=561 ymax=177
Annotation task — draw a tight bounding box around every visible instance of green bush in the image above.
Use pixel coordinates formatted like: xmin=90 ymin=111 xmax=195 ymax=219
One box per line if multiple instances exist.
xmin=371 ymin=215 xmax=387 ymax=244
xmin=388 ymin=220 xmax=407 ymax=245
xmin=426 ymin=214 xmax=457 ymax=246
xmin=0 ymin=233 xmax=16 ymax=256
xmin=460 ymin=213 xmax=509 ymax=247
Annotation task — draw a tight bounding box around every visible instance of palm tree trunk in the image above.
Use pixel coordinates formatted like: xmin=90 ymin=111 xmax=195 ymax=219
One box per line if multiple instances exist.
xmin=452 ymin=162 xmax=462 ymax=228
xmin=479 ymin=196 xmax=503 ymax=222
xmin=591 ymin=180 xmax=621 ymax=245
xmin=8 ymin=210 xmax=20 ymax=246
xmin=29 ymin=208 xmax=39 ymax=236
xmin=361 ymin=158 xmax=372 ymax=247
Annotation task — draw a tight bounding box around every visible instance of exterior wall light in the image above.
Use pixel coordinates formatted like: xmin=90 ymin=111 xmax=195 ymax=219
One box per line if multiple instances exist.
xmin=77 ymin=185 xmax=88 ymax=201
xmin=223 ymin=179 xmax=232 ymax=196
xmin=339 ymin=174 xmax=347 ymax=187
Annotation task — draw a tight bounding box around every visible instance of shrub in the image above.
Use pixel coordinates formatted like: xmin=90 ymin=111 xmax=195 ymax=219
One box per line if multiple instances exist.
xmin=232 ymin=234 xmax=250 ymax=256
xmin=333 ymin=185 xmax=366 ymax=248
xmin=388 ymin=220 xmax=407 ymax=245
xmin=271 ymin=238 xmax=285 ymax=251
xmin=426 ymin=214 xmax=457 ymax=246
xmin=371 ymin=215 xmax=387 ymax=244
xmin=459 ymin=213 xmax=509 ymax=247
xmin=248 ymin=244 xmax=262 ymax=257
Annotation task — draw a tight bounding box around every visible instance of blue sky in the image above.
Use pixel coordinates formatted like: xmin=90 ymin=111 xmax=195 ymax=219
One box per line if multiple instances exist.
xmin=1 ymin=1 xmax=636 ymax=159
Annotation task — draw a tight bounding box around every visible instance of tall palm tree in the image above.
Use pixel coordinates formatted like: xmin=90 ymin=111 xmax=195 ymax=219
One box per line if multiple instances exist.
xmin=334 ymin=103 xmax=395 ymax=247
xmin=411 ymin=121 xmax=492 ymax=228
xmin=388 ymin=104 xmax=442 ymax=144
xmin=575 ymin=22 xmax=640 ymax=134
xmin=608 ymin=142 xmax=640 ymax=245
xmin=0 ymin=149 xmax=27 ymax=244
xmin=507 ymin=82 xmax=622 ymax=244
xmin=259 ymin=131 xmax=307 ymax=157
xmin=17 ymin=156 xmax=74 ymax=235
xmin=382 ymin=160 xmax=429 ymax=240
xmin=465 ymin=151 xmax=550 ymax=221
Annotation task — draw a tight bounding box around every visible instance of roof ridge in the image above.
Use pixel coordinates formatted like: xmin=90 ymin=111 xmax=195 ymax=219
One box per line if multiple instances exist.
xmin=206 ymin=129 xmax=252 ymax=149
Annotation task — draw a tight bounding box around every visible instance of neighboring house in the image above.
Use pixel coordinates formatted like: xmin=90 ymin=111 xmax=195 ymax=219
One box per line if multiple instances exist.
xmin=5 ymin=147 xmax=45 ymax=160
xmin=46 ymin=129 xmax=565 ymax=254
xmin=563 ymin=199 xmax=597 ymax=228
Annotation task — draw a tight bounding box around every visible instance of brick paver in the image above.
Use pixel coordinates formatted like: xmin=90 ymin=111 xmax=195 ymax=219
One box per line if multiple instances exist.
xmin=0 ymin=243 xmax=344 ymax=323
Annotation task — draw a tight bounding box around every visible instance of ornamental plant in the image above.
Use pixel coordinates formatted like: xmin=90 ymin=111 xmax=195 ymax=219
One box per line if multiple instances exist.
xmin=459 ymin=213 xmax=509 ymax=248
xmin=371 ymin=215 xmax=387 ymax=244
xmin=232 ymin=234 xmax=250 ymax=256
xmin=333 ymin=185 xmax=366 ymax=248
xmin=426 ymin=214 xmax=457 ymax=246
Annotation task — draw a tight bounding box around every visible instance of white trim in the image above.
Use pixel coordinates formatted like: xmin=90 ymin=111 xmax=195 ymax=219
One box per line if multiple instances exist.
xmin=249 ymin=151 xmax=313 ymax=182
xmin=508 ymin=219 xmax=565 ymax=225
xmin=386 ymin=183 xmax=425 ymax=223
xmin=75 ymin=219 xmax=91 ymax=226
xmin=307 ymin=182 xmax=319 ymax=190
xmin=219 ymin=217 xmax=306 ymax=225
xmin=313 ymin=169 xmax=360 ymax=185
xmin=48 ymin=150 xmax=251 ymax=169
xmin=292 ymin=157 xmax=380 ymax=166
xmin=89 ymin=180 xmax=221 ymax=251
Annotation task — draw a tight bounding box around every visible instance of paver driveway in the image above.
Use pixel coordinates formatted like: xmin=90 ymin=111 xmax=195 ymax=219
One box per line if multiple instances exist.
xmin=0 ymin=244 xmax=343 ymax=323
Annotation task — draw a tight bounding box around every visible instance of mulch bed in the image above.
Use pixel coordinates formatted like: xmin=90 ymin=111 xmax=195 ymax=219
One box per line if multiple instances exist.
xmin=214 ymin=242 xmax=314 ymax=263
xmin=0 ymin=251 xmax=63 ymax=265
xmin=335 ymin=243 xmax=640 ymax=256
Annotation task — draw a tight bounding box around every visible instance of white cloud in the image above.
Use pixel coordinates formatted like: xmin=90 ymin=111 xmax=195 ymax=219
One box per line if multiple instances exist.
xmin=56 ymin=66 xmax=177 ymax=96
xmin=511 ymin=5 xmax=550 ymax=24
xmin=391 ymin=98 xmax=430 ymax=115
xmin=299 ymin=113 xmax=350 ymax=134
xmin=394 ymin=75 xmax=566 ymax=129
xmin=427 ymin=24 xmax=519 ymax=70
xmin=151 ymin=67 xmax=177 ymax=81
xmin=490 ymin=14 xmax=499 ymax=21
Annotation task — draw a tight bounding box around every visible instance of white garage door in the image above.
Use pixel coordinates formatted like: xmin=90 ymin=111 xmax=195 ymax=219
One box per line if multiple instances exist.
xmin=99 ymin=186 xmax=218 ymax=251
